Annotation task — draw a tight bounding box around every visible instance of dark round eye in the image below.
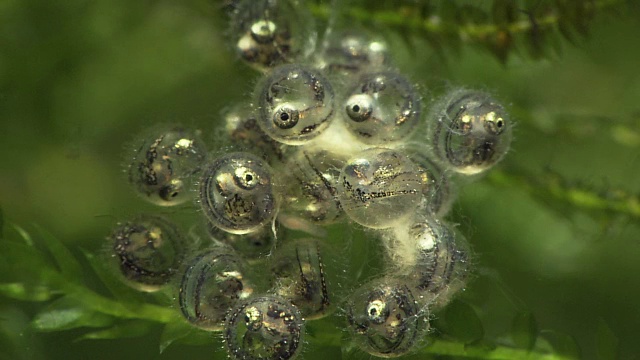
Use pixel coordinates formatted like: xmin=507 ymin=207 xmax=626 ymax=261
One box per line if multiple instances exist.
xmin=273 ymin=105 xmax=300 ymax=129
xmin=234 ymin=167 xmax=259 ymax=190
xmin=482 ymin=111 xmax=506 ymax=135
xmin=159 ymin=180 xmax=183 ymax=201
xmin=366 ymin=299 xmax=389 ymax=324
xmin=345 ymin=94 xmax=373 ymax=122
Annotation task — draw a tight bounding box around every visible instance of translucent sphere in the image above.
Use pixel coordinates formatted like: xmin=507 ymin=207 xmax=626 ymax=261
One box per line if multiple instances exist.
xmin=345 ymin=279 xmax=428 ymax=358
xmin=109 ymin=215 xmax=186 ymax=292
xmin=199 ymin=152 xmax=278 ymax=235
xmin=405 ymin=217 xmax=470 ymax=310
xmin=256 ymin=64 xmax=335 ymax=145
xmin=429 ymin=90 xmax=512 ymax=175
xmin=225 ymin=296 xmax=304 ymax=360
xmin=128 ymin=127 xmax=206 ymax=206
xmin=338 ymin=148 xmax=425 ymax=229
xmin=281 ymin=149 xmax=346 ymax=223
xmin=343 ymin=71 xmax=421 ymax=144
xmin=207 ymin=221 xmax=275 ymax=261
xmin=179 ymin=249 xmax=253 ymax=331
xmin=317 ymin=29 xmax=389 ymax=77
xmin=270 ymin=239 xmax=330 ymax=319
xmin=224 ymin=104 xmax=285 ymax=164
xmin=230 ymin=0 xmax=317 ymax=71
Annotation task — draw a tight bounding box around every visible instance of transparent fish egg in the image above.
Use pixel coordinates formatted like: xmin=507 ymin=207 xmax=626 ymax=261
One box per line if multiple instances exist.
xmin=199 ymin=152 xmax=279 ymax=235
xmin=109 ymin=215 xmax=186 ymax=292
xmin=429 ymin=89 xmax=512 ymax=175
xmin=405 ymin=217 xmax=470 ymax=310
xmin=317 ymin=29 xmax=390 ymax=77
xmin=269 ymin=238 xmax=330 ymax=319
xmin=345 ymin=278 xmax=428 ymax=358
xmin=280 ymin=148 xmax=346 ymax=224
xmin=128 ymin=127 xmax=206 ymax=206
xmin=256 ymin=64 xmax=336 ymax=145
xmin=225 ymin=295 xmax=304 ymax=360
xmin=207 ymin=221 xmax=276 ymax=261
xmin=178 ymin=249 xmax=253 ymax=331
xmin=343 ymin=71 xmax=421 ymax=144
xmin=224 ymin=104 xmax=286 ymax=164
xmin=338 ymin=148 xmax=426 ymax=229
xmin=230 ymin=0 xmax=317 ymax=71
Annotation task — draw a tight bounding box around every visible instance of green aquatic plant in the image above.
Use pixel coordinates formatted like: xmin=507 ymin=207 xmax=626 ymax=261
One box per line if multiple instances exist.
xmin=1 ymin=0 xmax=639 ymax=359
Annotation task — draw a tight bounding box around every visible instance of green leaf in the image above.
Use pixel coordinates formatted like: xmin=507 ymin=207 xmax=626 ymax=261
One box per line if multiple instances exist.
xmin=596 ymin=318 xmax=619 ymax=360
xmin=10 ymin=224 xmax=34 ymax=247
xmin=0 ymin=306 xmax=42 ymax=360
xmin=439 ymin=299 xmax=485 ymax=344
xmin=75 ymin=321 xmax=151 ymax=341
xmin=0 ymin=239 xmax=53 ymax=281
xmin=159 ymin=320 xmax=209 ymax=353
xmin=0 ymin=283 xmax=56 ymax=302
xmin=540 ymin=330 xmax=581 ymax=359
xmin=81 ymin=248 xmax=148 ymax=304
xmin=511 ymin=311 xmax=538 ymax=351
xmin=34 ymin=225 xmax=84 ymax=282
xmin=31 ymin=297 xmax=114 ymax=332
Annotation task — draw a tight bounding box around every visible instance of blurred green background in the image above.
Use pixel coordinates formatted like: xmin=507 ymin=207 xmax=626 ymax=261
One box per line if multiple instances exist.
xmin=1 ymin=0 xmax=639 ymax=359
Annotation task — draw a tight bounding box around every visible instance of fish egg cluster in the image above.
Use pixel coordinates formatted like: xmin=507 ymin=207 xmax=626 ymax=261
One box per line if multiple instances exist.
xmin=106 ymin=1 xmax=513 ymax=359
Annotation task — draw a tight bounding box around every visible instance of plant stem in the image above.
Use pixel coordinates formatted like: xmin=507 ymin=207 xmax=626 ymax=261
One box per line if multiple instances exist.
xmin=309 ymin=0 xmax=622 ymax=41
xmin=489 ymin=169 xmax=640 ymax=218
xmin=426 ymin=339 xmax=573 ymax=360
xmin=45 ymin=271 xmax=178 ymax=323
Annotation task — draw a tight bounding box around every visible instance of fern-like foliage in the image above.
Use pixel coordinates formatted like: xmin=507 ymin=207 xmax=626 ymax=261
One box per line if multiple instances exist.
xmin=309 ymin=0 xmax=626 ymax=62
xmin=0 ymin=219 xmax=577 ymax=359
